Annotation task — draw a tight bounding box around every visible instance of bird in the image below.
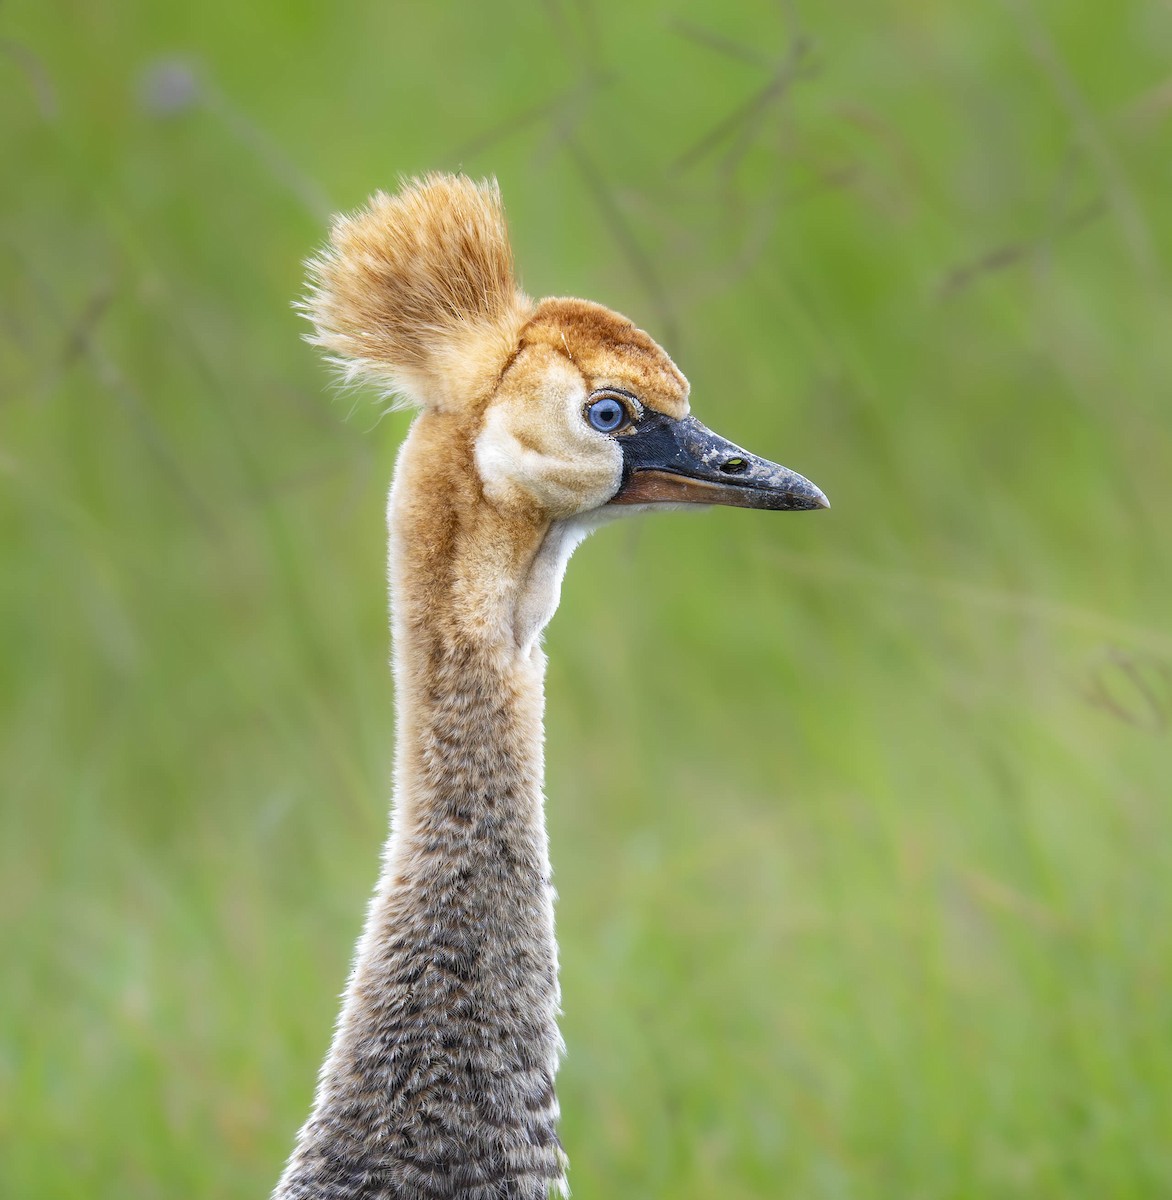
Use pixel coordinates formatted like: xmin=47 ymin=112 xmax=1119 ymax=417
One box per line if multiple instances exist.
xmin=273 ymin=173 xmax=828 ymax=1200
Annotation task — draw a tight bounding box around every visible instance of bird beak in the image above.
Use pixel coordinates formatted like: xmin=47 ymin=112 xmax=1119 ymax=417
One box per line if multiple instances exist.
xmin=608 ymin=411 xmax=829 ymax=511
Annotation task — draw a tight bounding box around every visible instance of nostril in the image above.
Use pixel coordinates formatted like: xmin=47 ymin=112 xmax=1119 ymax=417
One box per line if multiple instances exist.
xmin=720 ymin=456 xmax=747 ymax=475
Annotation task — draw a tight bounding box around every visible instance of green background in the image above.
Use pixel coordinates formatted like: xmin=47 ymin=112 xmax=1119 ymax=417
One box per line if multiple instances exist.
xmin=3 ymin=1 xmax=1171 ymax=1196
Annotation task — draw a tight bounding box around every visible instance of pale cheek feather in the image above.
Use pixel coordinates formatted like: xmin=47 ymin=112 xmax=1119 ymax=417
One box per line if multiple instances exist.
xmin=473 ymin=393 xmax=622 ymax=518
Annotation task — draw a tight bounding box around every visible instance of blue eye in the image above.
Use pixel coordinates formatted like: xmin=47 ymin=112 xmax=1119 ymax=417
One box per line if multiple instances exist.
xmin=586 ymin=395 xmax=629 ymax=433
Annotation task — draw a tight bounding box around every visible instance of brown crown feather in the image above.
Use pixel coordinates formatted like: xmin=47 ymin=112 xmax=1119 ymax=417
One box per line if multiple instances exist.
xmin=303 ymin=173 xmax=533 ymax=410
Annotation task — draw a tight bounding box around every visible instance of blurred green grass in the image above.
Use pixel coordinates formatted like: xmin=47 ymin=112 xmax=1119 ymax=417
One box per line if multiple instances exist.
xmin=3 ymin=1 xmax=1171 ymax=1196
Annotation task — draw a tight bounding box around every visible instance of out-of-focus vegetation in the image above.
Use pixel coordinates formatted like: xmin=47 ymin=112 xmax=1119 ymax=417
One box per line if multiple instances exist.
xmin=3 ymin=1 xmax=1171 ymax=1196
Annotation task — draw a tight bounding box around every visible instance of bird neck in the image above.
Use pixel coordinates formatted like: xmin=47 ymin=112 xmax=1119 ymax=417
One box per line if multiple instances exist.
xmin=275 ymin=416 xmax=568 ymax=1200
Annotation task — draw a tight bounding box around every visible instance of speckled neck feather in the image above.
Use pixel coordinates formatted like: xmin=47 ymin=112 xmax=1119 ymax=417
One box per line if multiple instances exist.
xmin=274 ymin=417 xmax=566 ymax=1200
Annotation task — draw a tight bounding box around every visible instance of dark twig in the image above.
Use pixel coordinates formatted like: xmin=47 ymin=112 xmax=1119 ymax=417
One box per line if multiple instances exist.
xmin=937 ymin=199 xmax=1106 ymax=298
xmin=565 ymin=138 xmax=680 ymax=348
xmin=58 ymin=284 xmax=116 ymax=370
xmin=669 ymin=19 xmax=774 ymax=70
xmin=7 ymin=242 xmax=221 ymax=533
xmin=1085 ymin=648 xmax=1172 ymax=733
xmin=454 ymin=96 xmax=567 ymax=163
xmin=670 ymin=35 xmax=815 ymax=174
xmin=454 ymin=74 xmax=612 ymax=164
xmin=0 ymin=38 xmax=58 ymax=120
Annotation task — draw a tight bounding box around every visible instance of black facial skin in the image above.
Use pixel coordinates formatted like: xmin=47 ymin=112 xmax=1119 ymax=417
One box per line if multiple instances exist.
xmin=608 ymin=408 xmax=829 ymax=512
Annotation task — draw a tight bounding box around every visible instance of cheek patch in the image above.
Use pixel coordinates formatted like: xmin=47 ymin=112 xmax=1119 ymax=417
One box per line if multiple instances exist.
xmin=473 ymin=357 xmax=624 ymax=516
xmin=474 ymin=404 xmax=558 ymax=506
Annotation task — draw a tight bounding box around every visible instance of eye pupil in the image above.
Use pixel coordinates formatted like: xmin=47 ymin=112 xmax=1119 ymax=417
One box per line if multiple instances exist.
xmin=587 ymin=396 xmax=627 ymax=433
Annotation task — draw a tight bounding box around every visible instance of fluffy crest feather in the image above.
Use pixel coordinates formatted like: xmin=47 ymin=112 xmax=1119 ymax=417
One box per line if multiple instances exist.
xmin=302 ymin=174 xmax=533 ymax=410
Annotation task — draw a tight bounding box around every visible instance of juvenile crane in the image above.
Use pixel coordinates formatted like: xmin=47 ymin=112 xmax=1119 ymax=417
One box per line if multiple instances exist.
xmin=274 ymin=174 xmax=827 ymax=1200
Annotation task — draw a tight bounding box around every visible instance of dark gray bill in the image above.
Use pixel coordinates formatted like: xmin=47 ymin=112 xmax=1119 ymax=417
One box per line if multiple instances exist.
xmin=608 ymin=411 xmax=829 ymax=511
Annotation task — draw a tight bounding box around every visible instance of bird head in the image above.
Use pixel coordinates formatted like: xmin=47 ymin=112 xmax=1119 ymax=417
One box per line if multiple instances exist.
xmin=303 ymin=173 xmax=828 ymax=529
